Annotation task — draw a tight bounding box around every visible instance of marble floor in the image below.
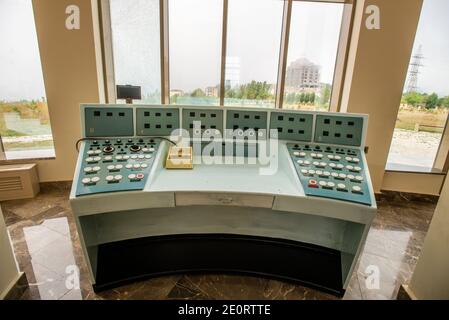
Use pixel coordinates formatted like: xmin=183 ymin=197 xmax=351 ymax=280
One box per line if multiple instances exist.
xmin=0 ymin=183 xmax=436 ymax=300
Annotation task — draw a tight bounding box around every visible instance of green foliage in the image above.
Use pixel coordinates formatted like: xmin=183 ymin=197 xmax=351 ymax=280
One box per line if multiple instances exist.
xmin=191 ymin=88 xmax=206 ymax=98
xmin=425 ymin=93 xmax=439 ymax=109
xmin=320 ymin=84 xmax=331 ymax=106
xmin=402 ymin=91 xmax=449 ymax=109
xmin=226 ymin=81 xmax=273 ymax=101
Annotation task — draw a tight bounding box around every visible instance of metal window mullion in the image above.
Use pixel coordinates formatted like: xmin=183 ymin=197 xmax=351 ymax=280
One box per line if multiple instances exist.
xmin=329 ymin=2 xmax=355 ymax=112
xmin=160 ymin=0 xmax=170 ymax=104
xmin=219 ymin=0 xmax=229 ymax=107
xmin=276 ymin=0 xmax=293 ymax=109
xmin=99 ymin=0 xmax=116 ymax=103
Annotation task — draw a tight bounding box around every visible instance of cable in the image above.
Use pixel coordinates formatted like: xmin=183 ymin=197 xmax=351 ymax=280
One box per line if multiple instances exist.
xmin=75 ymin=137 xmax=177 ymax=152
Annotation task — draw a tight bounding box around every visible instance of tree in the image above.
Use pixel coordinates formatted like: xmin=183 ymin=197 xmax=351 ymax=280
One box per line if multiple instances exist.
xmin=425 ymin=93 xmax=439 ymax=109
xmin=319 ymin=84 xmax=331 ymax=106
xmin=191 ymin=88 xmax=206 ymax=97
xmin=441 ymin=96 xmax=449 ymax=108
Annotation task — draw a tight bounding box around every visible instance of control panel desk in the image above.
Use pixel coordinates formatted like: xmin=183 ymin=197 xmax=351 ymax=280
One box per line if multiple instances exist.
xmin=70 ymin=104 xmax=377 ymax=296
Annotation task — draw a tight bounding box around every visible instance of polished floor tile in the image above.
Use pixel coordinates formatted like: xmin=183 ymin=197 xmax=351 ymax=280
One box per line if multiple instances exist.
xmin=0 ymin=183 xmax=437 ymax=300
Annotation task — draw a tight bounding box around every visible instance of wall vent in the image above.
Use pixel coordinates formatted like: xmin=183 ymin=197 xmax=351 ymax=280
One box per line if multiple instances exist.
xmin=0 ymin=164 xmax=39 ymax=201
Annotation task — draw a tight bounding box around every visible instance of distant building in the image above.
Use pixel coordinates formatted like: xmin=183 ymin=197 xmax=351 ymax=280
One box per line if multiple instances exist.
xmin=169 ymin=89 xmax=184 ymax=97
xmin=225 ymin=57 xmax=241 ymax=89
xmin=285 ymin=58 xmax=321 ymax=92
xmin=205 ymin=86 xmax=219 ymax=97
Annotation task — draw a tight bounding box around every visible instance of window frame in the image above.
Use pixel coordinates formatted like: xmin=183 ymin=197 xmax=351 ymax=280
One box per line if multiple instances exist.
xmin=101 ymin=0 xmax=354 ymax=110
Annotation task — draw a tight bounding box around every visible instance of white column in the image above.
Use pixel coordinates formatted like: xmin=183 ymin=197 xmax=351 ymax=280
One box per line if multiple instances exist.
xmin=0 ymin=207 xmax=21 ymax=299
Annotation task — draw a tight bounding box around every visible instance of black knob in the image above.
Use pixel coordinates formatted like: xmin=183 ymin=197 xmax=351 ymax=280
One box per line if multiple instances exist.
xmin=128 ymin=139 xmax=133 ymax=143
xmin=103 ymin=146 xmax=115 ymax=154
xmin=117 ymin=139 xmax=122 ymax=143
xmin=139 ymin=139 xmax=144 ymax=143
xmin=130 ymin=145 xmax=141 ymax=152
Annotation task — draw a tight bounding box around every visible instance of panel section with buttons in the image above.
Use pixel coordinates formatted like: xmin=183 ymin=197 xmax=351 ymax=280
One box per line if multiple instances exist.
xmin=76 ymin=138 xmax=161 ymax=196
xmin=287 ymin=143 xmax=371 ymax=206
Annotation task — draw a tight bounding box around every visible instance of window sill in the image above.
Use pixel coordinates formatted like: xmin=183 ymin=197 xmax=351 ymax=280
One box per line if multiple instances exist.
xmin=385 ymin=162 xmax=446 ymax=175
xmin=0 ymin=149 xmax=56 ymax=163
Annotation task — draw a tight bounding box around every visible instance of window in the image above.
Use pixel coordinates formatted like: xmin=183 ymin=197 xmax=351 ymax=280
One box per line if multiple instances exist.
xmin=109 ymin=0 xmax=161 ymax=103
xmin=0 ymin=0 xmax=54 ymax=160
xmin=105 ymin=0 xmax=351 ymax=109
xmin=283 ymin=1 xmax=344 ymax=111
xmin=169 ymin=0 xmax=223 ymax=106
xmin=387 ymin=0 xmax=449 ymax=171
xmin=224 ymin=0 xmax=284 ymax=108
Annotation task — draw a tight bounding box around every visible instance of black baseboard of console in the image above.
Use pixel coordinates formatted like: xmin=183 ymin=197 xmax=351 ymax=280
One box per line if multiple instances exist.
xmin=93 ymin=234 xmax=344 ymax=296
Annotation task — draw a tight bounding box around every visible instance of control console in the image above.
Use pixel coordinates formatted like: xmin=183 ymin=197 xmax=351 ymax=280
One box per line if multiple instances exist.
xmin=76 ymin=138 xmax=161 ymax=196
xmin=287 ymin=143 xmax=370 ymax=205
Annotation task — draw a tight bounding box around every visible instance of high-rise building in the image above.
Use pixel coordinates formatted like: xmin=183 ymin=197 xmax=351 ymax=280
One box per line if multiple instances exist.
xmin=225 ymin=57 xmax=241 ymax=89
xmin=285 ymin=58 xmax=321 ymax=91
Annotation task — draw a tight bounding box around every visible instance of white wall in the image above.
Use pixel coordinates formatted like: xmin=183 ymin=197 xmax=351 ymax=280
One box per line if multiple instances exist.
xmin=31 ymin=0 xmax=102 ymax=182
xmin=407 ymin=176 xmax=449 ymax=299
xmin=0 ymin=207 xmax=21 ymax=299
xmin=341 ymin=0 xmax=424 ymax=192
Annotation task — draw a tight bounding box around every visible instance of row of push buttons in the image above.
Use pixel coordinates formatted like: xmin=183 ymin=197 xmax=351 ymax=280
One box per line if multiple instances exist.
xmin=308 ymin=179 xmax=363 ymax=193
xmin=293 ymin=151 xmax=360 ymax=163
xmin=82 ymin=174 xmax=145 ymax=185
xmin=300 ymin=169 xmax=364 ymax=181
xmin=297 ymin=160 xmax=362 ymax=172
xmin=86 ymin=154 xmax=152 ymax=163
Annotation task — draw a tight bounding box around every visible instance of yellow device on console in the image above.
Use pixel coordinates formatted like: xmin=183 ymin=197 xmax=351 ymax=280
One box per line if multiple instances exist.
xmin=165 ymin=146 xmax=194 ymax=170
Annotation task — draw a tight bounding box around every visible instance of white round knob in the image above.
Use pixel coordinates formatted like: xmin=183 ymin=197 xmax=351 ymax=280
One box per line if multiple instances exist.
xmin=114 ymin=175 xmax=123 ymax=181
xmin=327 ymin=182 xmax=336 ymax=188
xmin=106 ymin=175 xmax=115 ymax=182
xmin=84 ymin=167 xmax=93 ymax=173
xmin=91 ymin=177 xmax=100 ymax=183
xmin=337 ymin=183 xmax=346 ymax=190
xmin=352 ymin=186 xmax=362 ymax=192
xmin=82 ymin=178 xmax=91 ymax=184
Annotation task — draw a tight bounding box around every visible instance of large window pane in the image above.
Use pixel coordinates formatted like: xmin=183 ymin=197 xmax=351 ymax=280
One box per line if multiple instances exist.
xmin=387 ymin=0 xmax=449 ymax=171
xmin=224 ymin=0 xmax=283 ymax=108
xmin=283 ymin=1 xmax=343 ymax=111
xmin=110 ymin=0 xmax=161 ymax=103
xmin=169 ymin=0 xmax=223 ymax=106
xmin=0 ymin=0 xmax=54 ymax=160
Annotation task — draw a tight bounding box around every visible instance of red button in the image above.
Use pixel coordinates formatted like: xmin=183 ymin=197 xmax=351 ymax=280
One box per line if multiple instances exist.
xmin=136 ymin=173 xmax=145 ymax=180
xmin=308 ymin=180 xmax=318 ymax=188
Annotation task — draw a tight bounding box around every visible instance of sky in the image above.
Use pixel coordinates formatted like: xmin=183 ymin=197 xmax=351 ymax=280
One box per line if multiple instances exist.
xmin=1 ymin=0 xmax=449 ymax=102
xmin=408 ymin=0 xmax=449 ymax=96
xmin=0 ymin=0 xmax=46 ymax=101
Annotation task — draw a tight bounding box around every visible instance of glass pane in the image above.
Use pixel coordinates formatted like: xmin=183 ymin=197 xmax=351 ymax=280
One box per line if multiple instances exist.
xmin=110 ymin=0 xmax=161 ymax=103
xmin=169 ymin=0 xmax=223 ymax=106
xmin=387 ymin=0 xmax=449 ymax=171
xmin=0 ymin=0 xmax=55 ymax=160
xmin=283 ymin=1 xmax=344 ymax=111
xmin=224 ymin=0 xmax=284 ymax=108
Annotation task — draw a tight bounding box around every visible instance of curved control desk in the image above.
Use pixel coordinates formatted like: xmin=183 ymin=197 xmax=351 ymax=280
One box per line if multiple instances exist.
xmin=70 ymin=104 xmax=377 ymax=296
